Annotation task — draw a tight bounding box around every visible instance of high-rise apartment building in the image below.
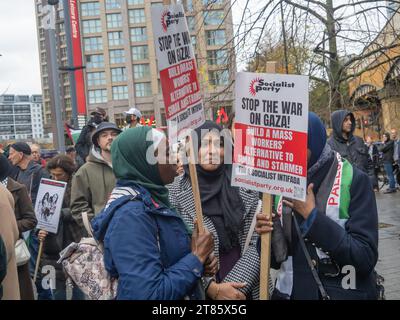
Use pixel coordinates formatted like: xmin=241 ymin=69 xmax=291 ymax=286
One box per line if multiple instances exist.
xmin=0 ymin=95 xmax=44 ymax=141
xmin=34 ymin=0 xmax=236 ymax=134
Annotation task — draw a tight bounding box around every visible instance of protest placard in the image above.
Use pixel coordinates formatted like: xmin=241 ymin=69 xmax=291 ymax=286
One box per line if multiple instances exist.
xmin=34 ymin=178 xmax=66 ymax=234
xmin=232 ymin=72 xmax=309 ymax=201
xmin=151 ymin=3 xmax=205 ymax=142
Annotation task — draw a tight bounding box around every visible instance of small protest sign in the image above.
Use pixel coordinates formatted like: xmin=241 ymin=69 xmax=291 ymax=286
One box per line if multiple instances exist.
xmin=34 ymin=178 xmax=66 ymax=234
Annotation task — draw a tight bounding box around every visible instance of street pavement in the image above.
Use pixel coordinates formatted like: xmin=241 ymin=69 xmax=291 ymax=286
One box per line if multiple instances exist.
xmin=375 ymin=191 xmax=400 ymax=300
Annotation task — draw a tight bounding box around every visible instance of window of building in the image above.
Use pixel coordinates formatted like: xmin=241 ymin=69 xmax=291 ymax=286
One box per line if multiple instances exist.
xmin=204 ymin=10 xmax=224 ymax=26
xmin=107 ymin=13 xmax=123 ymax=28
xmin=184 ymin=0 xmax=194 ymax=11
xmin=131 ymin=45 xmax=148 ymax=60
xmin=86 ymin=54 xmax=104 ymax=68
xmin=88 ymin=89 xmax=107 ymax=104
xmin=203 ymin=0 xmax=224 ymax=6
xmin=151 ymin=2 xmax=163 ymax=9
xmin=40 ymin=40 xmax=46 ymax=51
xmin=133 ymin=64 xmax=150 ymax=79
xmin=129 ymin=9 xmax=145 ymax=24
xmin=191 ymin=36 xmax=196 ymax=50
xmin=59 ymin=34 xmax=66 ymax=44
xmin=82 ymin=19 xmax=102 ymax=34
xmin=128 ymin=0 xmax=144 ymax=5
xmin=112 ymin=86 xmax=128 ymax=100
xmin=108 ymin=31 xmax=124 ymax=46
xmin=130 ymin=27 xmax=147 ymax=42
xmin=84 ymin=37 xmax=103 ymax=52
xmin=106 ymin=0 xmax=121 ymax=10
xmin=109 ymin=49 xmax=125 ymax=64
xmin=207 ymin=49 xmax=227 ymax=65
xmin=87 ymin=72 xmax=106 ymax=86
xmin=58 ymin=22 xmax=65 ymax=33
xmin=134 ymin=82 xmax=152 ymax=97
xmin=111 ymin=67 xmax=127 ymax=82
xmin=209 ymin=69 xmax=229 ymax=86
xmin=186 ymin=16 xmax=195 ymax=32
xmin=64 ymin=85 xmax=71 ymax=96
xmin=206 ymin=29 xmax=226 ymax=46
xmin=81 ymin=2 xmax=100 ymax=16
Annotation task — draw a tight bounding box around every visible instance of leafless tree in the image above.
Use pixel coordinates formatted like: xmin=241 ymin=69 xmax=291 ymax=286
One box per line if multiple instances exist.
xmin=231 ymin=0 xmax=400 ymax=113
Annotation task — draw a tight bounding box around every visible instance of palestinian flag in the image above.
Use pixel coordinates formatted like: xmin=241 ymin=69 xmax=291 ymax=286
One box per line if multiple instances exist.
xmin=64 ymin=123 xmax=82 ymax=145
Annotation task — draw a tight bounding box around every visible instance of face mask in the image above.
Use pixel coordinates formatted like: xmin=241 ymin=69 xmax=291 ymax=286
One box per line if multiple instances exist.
xmin=93 ymin=114 xmax=103 ymax=124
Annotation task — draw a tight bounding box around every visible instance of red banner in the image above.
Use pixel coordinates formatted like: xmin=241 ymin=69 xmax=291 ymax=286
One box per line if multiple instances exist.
xmin=68 ymin=0 xmax=86 ymax=115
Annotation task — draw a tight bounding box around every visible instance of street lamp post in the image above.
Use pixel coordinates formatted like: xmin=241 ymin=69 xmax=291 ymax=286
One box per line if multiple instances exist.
xmin=43 ymin=0 xmax=66 ymax=153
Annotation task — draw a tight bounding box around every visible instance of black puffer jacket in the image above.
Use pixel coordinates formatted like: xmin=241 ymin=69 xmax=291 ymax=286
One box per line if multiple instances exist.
xmin=379 ymin=140 xmax=394 ymax=164
xmin=328 ymin=110 xmax=369 ymax=172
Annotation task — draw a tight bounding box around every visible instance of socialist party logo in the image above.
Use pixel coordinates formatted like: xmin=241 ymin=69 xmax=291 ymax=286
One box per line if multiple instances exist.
xmin=161 ymin=10 xmax=184 ymax=32
xmin=249 ymin=78 xmax=295 ymax=95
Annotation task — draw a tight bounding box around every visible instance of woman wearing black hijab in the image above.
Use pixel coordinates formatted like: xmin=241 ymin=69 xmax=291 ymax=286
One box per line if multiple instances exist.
xmin=168 ymin=121 xmax=262 ymax=300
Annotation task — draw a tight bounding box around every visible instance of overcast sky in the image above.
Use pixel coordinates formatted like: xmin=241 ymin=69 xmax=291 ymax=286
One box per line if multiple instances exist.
xmin=0 ymin=0 xmax=246 ymax=96
xmin=0 ymin=0 xmax=41 ymax=95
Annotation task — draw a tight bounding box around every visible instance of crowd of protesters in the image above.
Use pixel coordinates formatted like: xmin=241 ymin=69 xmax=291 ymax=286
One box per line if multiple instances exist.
xmin=0 ymin=106 xmax=399 ymax=301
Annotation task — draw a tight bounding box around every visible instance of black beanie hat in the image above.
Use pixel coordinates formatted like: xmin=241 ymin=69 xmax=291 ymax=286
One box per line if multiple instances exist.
xmin=10 ymin=142 xmax=32 ymax=156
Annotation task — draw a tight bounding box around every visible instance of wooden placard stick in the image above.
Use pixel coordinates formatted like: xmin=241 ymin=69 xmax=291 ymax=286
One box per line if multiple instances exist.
xmin=163 ymin=0 xmax=204 ymax=231
xmin=33 ymin=239 xmax=44 ymax=283
xmin=259 ymin=61 xmax=278 ymax=300
xmin=187 ymin=131 xmax=204 ymax=232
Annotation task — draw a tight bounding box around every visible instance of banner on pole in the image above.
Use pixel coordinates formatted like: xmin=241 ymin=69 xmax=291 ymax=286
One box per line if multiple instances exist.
xmin=34 ymin=178 xmax=67 ymax=234
xmin=151 ymin=4 xmax=205 ymax=142
xmin=232 ymin=72 xmax=309 ymax=201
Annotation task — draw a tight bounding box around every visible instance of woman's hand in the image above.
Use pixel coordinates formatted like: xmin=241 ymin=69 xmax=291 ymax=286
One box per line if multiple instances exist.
xmin=283 ymin=183 xmax=315 ymax=219
xmin=207 ymin=281 xmax=247 ymax=300
xmin=203 ymin=252 xmax=218 ymax=277
xmin=191 ymin=221 xmax=214 ymax=264
xmin=38 ymin=230 xmax=48 ymax=242
xmin=255 ymin=214 xmax=274 ymax=235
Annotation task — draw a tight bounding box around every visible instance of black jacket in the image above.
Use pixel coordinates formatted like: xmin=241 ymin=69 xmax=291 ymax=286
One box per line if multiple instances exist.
xmin=75 ymin=119 xmax=96 ymax=163
xmin=328 ymin=110 xmax=369 ymax=172
xmin=261 ymin=153 xmax=378 ymax=300
xmin=379 ymin=140 xmax=394 ymax=164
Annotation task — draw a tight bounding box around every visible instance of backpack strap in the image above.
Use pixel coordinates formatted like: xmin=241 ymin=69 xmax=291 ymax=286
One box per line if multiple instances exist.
xmin=82 ymin=211 xmax=94 ymax=238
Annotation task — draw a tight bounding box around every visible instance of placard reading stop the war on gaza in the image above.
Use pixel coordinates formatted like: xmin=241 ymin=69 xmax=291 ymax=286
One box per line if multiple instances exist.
xmin=231 ymin=72 xmax=309 ymax=201
xmin=151 ymin=4 xmax=205 ymax=142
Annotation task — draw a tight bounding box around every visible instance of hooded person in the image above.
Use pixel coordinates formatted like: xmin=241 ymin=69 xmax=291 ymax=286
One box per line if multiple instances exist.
xmin=70 ymin=122 xmax=122 ymax=229
xmin=256 ymin=112 xmax=379 ymax=300
xmin=328 ymin=110 xmax=369 ymax=173
xmin=90 ymin=126 xmax=216 ymax=300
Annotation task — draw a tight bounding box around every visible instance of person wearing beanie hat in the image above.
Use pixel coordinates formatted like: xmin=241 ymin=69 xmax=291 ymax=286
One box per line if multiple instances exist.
xmin=70 ymin=122 xmax=121 ymax=229
xmin=8 ymin=143 xmax=49 ymax=205
xmin=256 ymin=112 xmax=379 ymax=300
